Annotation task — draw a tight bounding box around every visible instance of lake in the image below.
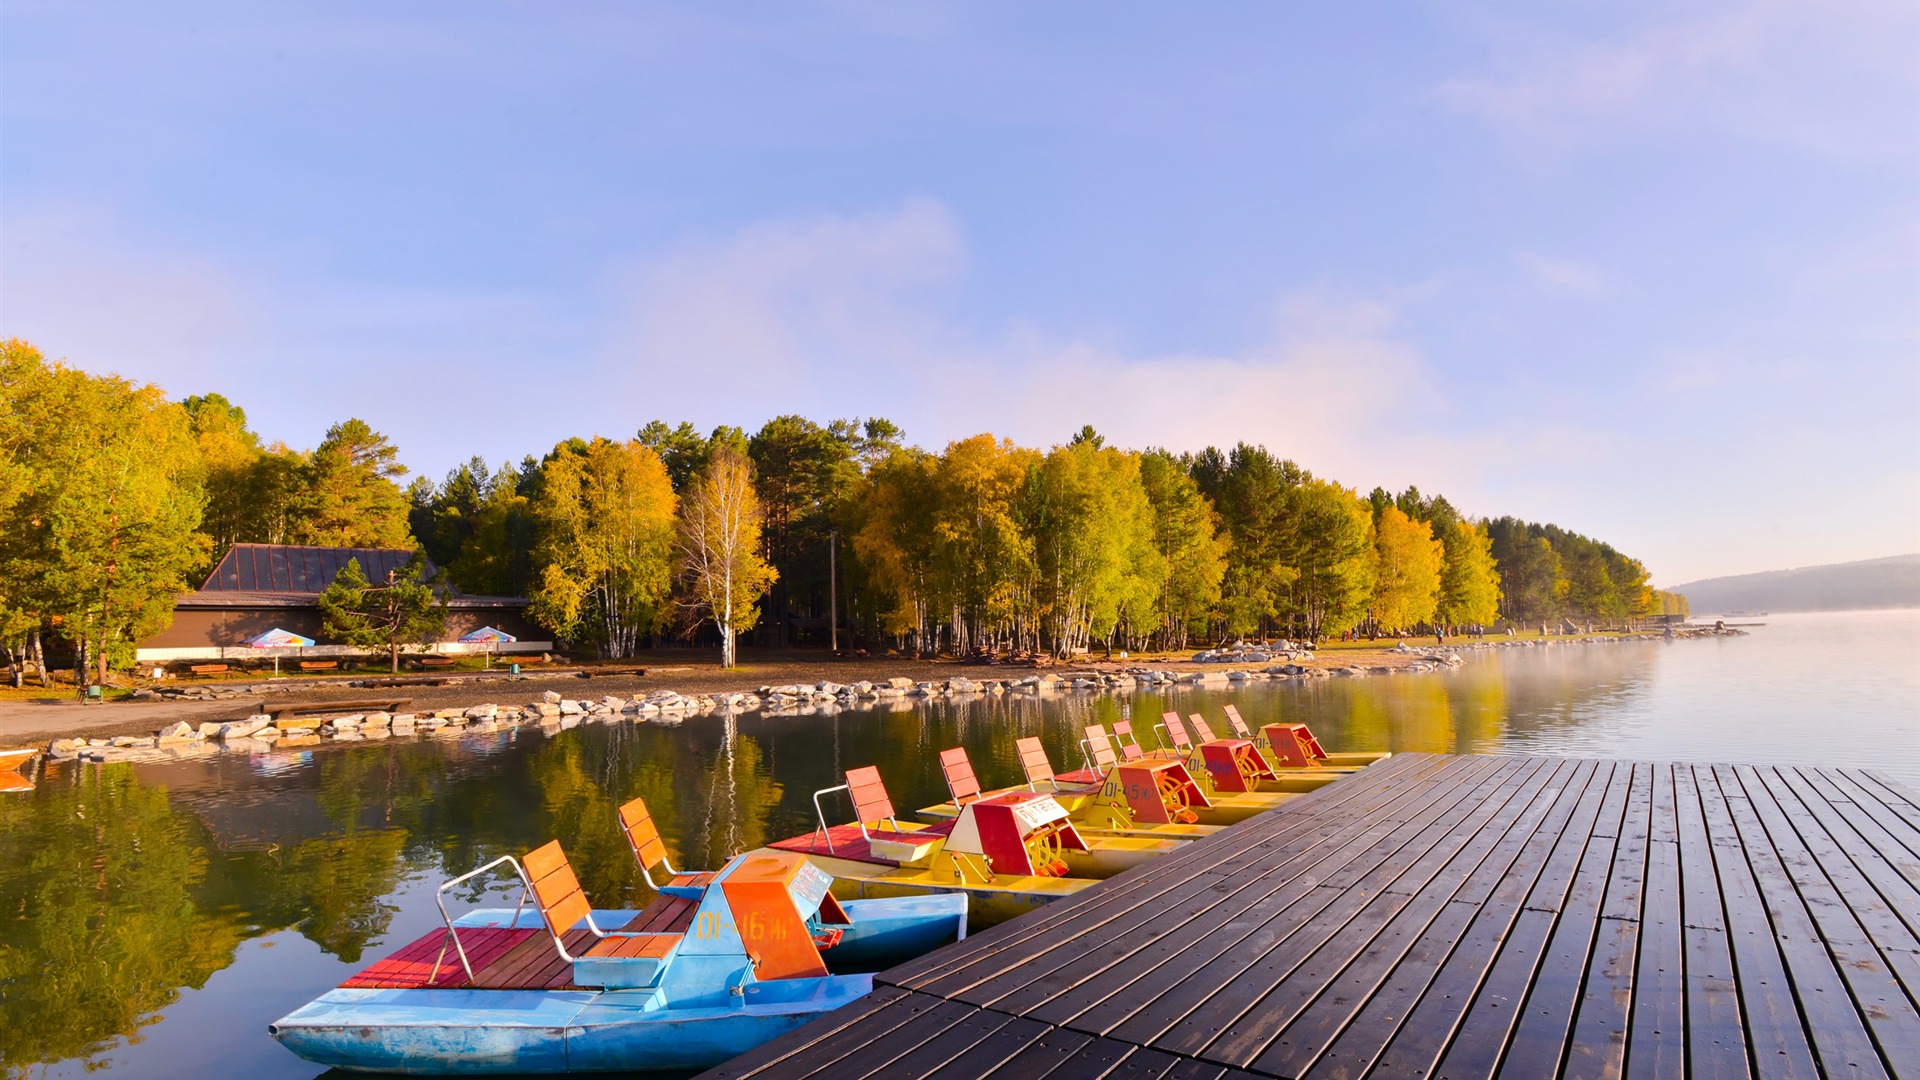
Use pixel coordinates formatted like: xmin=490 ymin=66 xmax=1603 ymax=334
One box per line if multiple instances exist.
xmin=2 ymin=609 xmax=1915 ymax=1079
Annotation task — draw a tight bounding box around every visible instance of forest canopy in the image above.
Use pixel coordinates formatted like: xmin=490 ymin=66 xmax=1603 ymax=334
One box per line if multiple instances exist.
xmin=0 ymin=338 xmax=1688 ymax=678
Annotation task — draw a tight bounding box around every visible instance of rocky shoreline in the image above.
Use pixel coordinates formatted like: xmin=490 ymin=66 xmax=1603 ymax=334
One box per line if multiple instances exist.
xmin=36 ymin=628 xmax=1743 ymax=766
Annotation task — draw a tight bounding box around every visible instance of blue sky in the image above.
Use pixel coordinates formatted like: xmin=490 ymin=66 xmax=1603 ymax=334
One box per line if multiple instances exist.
xmin=3 ymin=1 xmax=1915 ymax=585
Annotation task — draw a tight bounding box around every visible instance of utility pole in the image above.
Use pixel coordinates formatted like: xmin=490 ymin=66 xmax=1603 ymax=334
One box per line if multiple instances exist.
xmin=828 ymin=529 xmax=838 ymax=654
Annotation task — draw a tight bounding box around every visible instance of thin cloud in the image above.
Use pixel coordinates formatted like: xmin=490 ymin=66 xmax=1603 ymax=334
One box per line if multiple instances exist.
xmin=1516 ymin=252 xmax=1605 ymax=295
xmin=1437 ymin=0 xmax=1920 ymax=160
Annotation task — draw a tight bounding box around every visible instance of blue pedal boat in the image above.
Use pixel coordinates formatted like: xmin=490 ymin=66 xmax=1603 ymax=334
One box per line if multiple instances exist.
xmin=269 ymin=797 xmax=966 ymax=1075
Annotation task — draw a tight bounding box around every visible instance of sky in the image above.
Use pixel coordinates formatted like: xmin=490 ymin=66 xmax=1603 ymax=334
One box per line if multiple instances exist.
xmin=2 ymin=1 xmax=1916 ymax=586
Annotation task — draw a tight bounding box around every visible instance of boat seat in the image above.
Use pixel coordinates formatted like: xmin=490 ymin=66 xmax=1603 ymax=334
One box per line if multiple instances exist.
xmin=525 ymin=839 xmax=684 ymax=989
xmin=940 ymin=747 xmax=983 ymax=806
xmin=1110 ymin=721 xmax=1147 ymax=762
xmin=619 ymin=796 xmax=707 ymax=895
xmin=1016 ymin=736 xmax=1100 ymax=795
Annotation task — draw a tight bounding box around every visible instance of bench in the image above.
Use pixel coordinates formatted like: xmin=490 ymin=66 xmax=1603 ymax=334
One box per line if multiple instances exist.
xmin=298 ymin=660 xmax=339 ymax=672
xmin=413 ymin=656 xmax=456 ymax=669
xmin=263 ymin=697 xmax=412 ymax=720
xmin=186 ymin=663 xmax=230 ymax=678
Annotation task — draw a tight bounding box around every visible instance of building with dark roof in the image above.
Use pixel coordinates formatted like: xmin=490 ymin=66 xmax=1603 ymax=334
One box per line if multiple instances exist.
xmin=135 ymin=543 xmax=550 ymax=662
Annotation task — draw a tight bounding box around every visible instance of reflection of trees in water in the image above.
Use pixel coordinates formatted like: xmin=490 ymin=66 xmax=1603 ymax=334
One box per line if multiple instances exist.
xmin=0 ymin=765 xmax=243 ymax=1072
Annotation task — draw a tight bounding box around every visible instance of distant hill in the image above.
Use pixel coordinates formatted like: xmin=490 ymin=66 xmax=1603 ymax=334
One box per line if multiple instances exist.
xmin=1668 ymin=554 xmax=1920 ymax=614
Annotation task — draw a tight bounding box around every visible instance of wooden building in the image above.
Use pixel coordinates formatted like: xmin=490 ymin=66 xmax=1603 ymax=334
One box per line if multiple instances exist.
xmin=135 ymin=544 xmax=549 ymax=662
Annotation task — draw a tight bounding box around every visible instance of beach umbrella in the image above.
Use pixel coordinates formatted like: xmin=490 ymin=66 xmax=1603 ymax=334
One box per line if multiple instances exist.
xmin=459 ymin=626 xmax=515 ymax=667
xmin=247 ymin=628 xmax=314 ymax=676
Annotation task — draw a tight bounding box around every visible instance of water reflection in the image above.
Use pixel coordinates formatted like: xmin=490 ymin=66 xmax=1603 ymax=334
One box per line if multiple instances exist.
xmin=2 ymin=611 xmax=1915 ymax=1078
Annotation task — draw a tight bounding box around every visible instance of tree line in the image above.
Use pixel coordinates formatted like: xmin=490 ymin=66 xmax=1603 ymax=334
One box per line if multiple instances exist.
xmin=0 ymin=338 xmax=1687 ymax=681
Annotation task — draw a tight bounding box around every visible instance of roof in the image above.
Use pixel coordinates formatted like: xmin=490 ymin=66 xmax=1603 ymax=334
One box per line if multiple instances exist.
xmin=184 ymin=544 xmax=528 ymax=606
xmin=201 ymin=544 xmax=427 ymax=593
xmin=174 ymin=590 xmax=527 ymax=609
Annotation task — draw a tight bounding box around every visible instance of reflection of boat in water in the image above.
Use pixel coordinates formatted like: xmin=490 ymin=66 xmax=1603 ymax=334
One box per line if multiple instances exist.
xmin=1 ymin=748 xmax=39 ymax=793
xmin=268 ymin=796 xmax=965 ymax=1075
xmin=760 ymin=765 xmax=1153 ymax=927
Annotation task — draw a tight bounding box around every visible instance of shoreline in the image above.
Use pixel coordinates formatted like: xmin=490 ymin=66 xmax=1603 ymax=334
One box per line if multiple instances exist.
xmin=6 ymin=627 xmax=1743 ymax=762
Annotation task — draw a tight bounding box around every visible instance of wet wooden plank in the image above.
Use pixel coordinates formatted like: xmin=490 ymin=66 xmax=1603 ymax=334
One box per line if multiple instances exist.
xmin=1801 ymin=769 xmax=1920 ymax=892
xmin=833 ymin=998 xmax=991 ymax=1080
xmin=1356 ymin=761 xmax=1600 ymax=1080
xmin=1491 ymin=759 xmax=1635 ymax=1080
xmin=1736 ymin=765 xmax=1920 ymax=1076
xmin=1772 ymin=768 xmax=1920 ymax=948
xmin=989 ymin=758 xmax=1516 ymax=1022
xmin=1561 ymin=761 xmax=1653 ymax=1080
xmin=1166 ymin=757 xmax=1565 ymax=1063
xmin=1038 ymin=758 xmax=1528 ymax=1038
xmin=1624 ymin=763 xmax=1687 ymax=1080
xmin=1098 ymin=758 xmax=1550 ymax=1052
xmin=694 ymin=754 xmax=1920 ymax=1080
xmin=707 ymin=986 xmax=928 ymax=1079
xmin=1263 ymin=759 xmax=1603 ymax=1080
xmin=1408 ymin=760 xmax=1618 ymax=1080
xmin=964 ymin=1029 xmax=1097 ymax=1080
xmin=1673 ymin=763 xmax=1750 ymax=1080
xmin=1715 ymin=764 xmax=1894 ymax=1080
xmin=899 ymin=755 xmax=1467 ymax=999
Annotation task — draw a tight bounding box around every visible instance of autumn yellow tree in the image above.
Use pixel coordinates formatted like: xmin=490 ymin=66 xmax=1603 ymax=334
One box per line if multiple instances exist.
xmin=1369 ymin=506 xmax=1443 ymax=635
xmin=928 ymin=435 xmax=1038 ymax=655
xmin=529 ymin=438 xmax=678 ymax=657
xmin=849 ymin=447 xmax=940 ymax=647
xmin=1436 ymin=520 xmax=1502 ymax=629
xmin=0 ymin=341 xmax=207 ymax=682
xmin=676 ymin=447 xmax=776 ymax=668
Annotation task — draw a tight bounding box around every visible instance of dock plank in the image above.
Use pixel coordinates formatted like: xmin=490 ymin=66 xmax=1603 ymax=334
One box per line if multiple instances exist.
xmin=1735 ymin=765 xmax=1920 ymax=1076
xmin=1561 ymin=761 xmax=1654 ymax=1080
xmin=693 ymin=754 xmax=1920 ymax=1080
xmin=1266 ymin=760 xmax=1601 ymax=1080
xmin=1715 ymin=764 xmax=1894 ymax=1080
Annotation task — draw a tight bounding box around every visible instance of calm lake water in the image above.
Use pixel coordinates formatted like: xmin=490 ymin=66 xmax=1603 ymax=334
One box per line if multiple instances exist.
xmin=2 ymin=609 xmax=1915 ymax=1079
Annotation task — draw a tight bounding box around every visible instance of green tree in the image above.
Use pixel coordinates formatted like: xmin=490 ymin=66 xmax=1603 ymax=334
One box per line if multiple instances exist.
xmin=0 ymin=341 xmax=208 ymax=682
xmin=637 ymin=420 xmax=750 ymax=493
xmin=1190 ymin=444 xmax=1303 ymax=638
xmin=1275 ymin=478 xmax=1375 ymax=641
xmin=1487 ymin=518 xmax=1568 ymax=623
xmin=676 ymin=447 xmax=777 ymax=668
xmin=1436 ymin=520 xmax=1502 ymax=629
xmin=317 ymin=554 xmax=448 ymax=672
xmin=410 ymin=457 xmax=538 ymax=597
xmin=527 ymin=439 xmax=678 ymax=657
xmin=1369 ymin=506 xmax=1443 ymax=634
xmin=748 ymin=416 xmax=862 ymax=646
xmin=294 ymin=418 xmax=412 ymax=547
xmin=1137 ymin=450 xmax=1225 ymax=649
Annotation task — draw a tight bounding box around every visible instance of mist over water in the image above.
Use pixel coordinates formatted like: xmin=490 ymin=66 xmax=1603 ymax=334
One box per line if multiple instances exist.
xmin=2 ymin=609 xmax=1915 ymax=1079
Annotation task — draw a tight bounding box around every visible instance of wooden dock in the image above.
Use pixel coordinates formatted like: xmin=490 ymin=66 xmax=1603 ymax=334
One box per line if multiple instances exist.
xmin=705 ymin=752 xmax=1920 ymax=1080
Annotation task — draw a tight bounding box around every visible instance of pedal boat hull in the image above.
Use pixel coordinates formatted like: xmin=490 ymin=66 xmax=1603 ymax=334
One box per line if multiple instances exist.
xmin=269 ymin=894 xmax=965 ymax=1075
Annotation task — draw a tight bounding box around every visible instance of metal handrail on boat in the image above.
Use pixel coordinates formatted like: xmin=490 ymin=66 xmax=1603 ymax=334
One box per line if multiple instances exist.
xmin=432 ymin=855 xmax=533 ymax=982
xmin=812 ymin=784 xmax=853 ymax=852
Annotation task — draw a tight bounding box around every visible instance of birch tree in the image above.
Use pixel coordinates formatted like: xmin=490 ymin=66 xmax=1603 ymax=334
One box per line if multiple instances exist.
xmin=676 ymin=448 xmax=776 ymax=668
